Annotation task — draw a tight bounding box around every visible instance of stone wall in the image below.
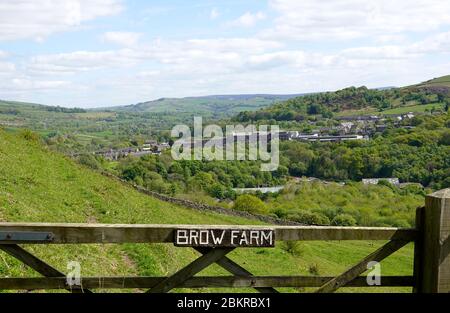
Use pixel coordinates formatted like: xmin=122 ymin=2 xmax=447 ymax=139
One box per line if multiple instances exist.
xmin=102 ymin=171 xmax=302 ymax=226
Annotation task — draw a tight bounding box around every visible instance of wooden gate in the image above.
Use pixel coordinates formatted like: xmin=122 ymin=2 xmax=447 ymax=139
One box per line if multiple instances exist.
xmin=0 ymin=188 xmax=448 ymax=293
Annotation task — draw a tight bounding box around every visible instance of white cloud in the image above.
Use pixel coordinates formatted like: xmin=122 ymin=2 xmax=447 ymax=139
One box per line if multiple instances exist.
xmin=0 ymin=0 xmax=123 ymax=41
xmin=340 ymin=46 xmax=413 ymax=60
xmin=227 ymin=11 xmax=266 ymax=28
xmin=0 ymin=51 xmax=16 ymax=75
xmin=265 ymin=0 xmax=450 ymax=41
xmin=210 ymin=8 xmax=219 ymax=20
xmin=0 ymin=62 xmax=15 ymax=73
xmin=410 ymin=31 xmax=450 ymax=54
xmin=27 ymin=49 xmax=139 ymax=74
xmin=3 ymin=0 xmax=450 ymax=108
xmin=26 ymin=37 xmax=283 ymax=74
xmin=102 ymin=31 xmax=142 ymax=46
xmin=10 ymin=79 xmax=70 ymax=90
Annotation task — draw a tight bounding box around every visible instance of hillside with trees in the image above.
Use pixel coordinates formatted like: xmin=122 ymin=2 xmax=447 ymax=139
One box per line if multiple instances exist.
xmin=235 ymin=76 xmax=450 ymax=123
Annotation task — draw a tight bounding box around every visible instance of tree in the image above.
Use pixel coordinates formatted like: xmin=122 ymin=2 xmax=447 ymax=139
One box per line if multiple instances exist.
xmin=233 ymin=194 xmax=268 ymax=214
xmin=438 ymin=130 xmax=450 ymax=146
xmin=288 ymin=211 xmax=330 ymax=225
xmin=209 ymin=183 xmax=225 ymax=199
xmin=331 ymin=214 xmax=357 ymax=226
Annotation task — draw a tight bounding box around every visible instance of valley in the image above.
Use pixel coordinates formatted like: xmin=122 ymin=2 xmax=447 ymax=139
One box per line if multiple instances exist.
xmin=0 ymin=75 xmax=448 ymax=292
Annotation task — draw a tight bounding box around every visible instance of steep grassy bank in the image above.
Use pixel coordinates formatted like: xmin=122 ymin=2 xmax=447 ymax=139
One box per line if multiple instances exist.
xmin=0 ymin=129 xmax=414 ymax=292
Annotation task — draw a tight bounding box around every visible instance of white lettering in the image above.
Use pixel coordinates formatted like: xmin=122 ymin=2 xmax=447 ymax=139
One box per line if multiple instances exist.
xmin=231 ymin=230 xmax=240 ymax=245
xmin=211 ymin=230 xmax=226 ymax=245
xmin=176 ymin=230 xmax=188 ymax=245
xmin=261 ymin=231 xmax=273 ymax=245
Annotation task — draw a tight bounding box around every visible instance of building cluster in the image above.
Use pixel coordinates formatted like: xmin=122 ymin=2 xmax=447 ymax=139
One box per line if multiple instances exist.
xmin=280 ymin=131 xmax=365 ymax=142
xmin=92 ymin=112 xmax=416 ymax=160
xmin=362 ymin=178 xmax=400 ymax=186
xmin=333 ymin=112 xmax=416 ymax=136
xmin=94 ymin=140 xmax=170 ymax=160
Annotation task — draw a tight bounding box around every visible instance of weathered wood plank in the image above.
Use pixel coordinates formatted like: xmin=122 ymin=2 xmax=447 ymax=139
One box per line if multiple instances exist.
xmin=195 ymin=247 xmax=278 ymax=293
xmin=413 ymin=206 xmax=424 ymax=293
xmin=147 ymin=248 xmax=234 ymax=293
xmin=0 ymin=276 xmax=414 ymax=290
xmin=420 ymin=188 xmax=450 ymax=293
xmin=315 ymin=240 xmax=410 ymax=293
xmin=0 ymin=244 xmax=91 ymax=293
xmin=0 ymin=223 xmax=417 ymax=243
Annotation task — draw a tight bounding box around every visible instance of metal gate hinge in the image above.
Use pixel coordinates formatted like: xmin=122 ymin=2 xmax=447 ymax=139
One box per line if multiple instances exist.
xmin=0 ymin=231 xmax=55 ymax=243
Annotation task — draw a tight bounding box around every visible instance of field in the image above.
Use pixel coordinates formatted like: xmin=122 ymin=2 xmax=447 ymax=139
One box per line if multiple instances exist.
xmin=0 ymin=94 xmax=299 ymax=151
xmin=380 ymin=103 xmax=445 ymax=114
xmin=416 ymin=75 xmax=450 ymax=88
xmin=0 ymin=129 xmax=414 ymax=292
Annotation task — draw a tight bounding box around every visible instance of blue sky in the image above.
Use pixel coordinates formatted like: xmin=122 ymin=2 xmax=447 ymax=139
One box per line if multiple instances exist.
xmin=1 ymin=0 xmax=450 ymax=108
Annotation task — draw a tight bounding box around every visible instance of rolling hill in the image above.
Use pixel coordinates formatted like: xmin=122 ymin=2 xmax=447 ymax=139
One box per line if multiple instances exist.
xmin=416 ymin=75 xmax=450 ymax=88
xmin=105 ymin=94 xmax=306 ymax=122
xmin=0 ymin=94 xmax=305 ymax=150
xmin=0 ymin=128 xmax=414 ymax=292
xmin=234 ymin=75 xmax=450 ymax=122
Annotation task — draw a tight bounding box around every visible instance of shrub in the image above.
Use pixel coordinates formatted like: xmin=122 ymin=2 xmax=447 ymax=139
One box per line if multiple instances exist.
xmin=20 ymin=129 xmax=40 ymax=143
xmin=438 ymin=130 xmax=450 ymax=145
xmin=331 ymin=214 xmax=357 ymax=226
xmin=209 ymin=183 xmax=226 ymax=199
xmin=308 ymin=263 xmax=320 ymax=276
xmin=377 ymin=179 xmax=395 ymax=190
xmin=233 ymin=194 xmax=268 ymax=214
xmin=281 ymin=241 xmax=303 ymax=256
xmin=78 ymin=154 xmax=100 ymax=170
xmin=288 ymin=211 xmax=330 ymax=225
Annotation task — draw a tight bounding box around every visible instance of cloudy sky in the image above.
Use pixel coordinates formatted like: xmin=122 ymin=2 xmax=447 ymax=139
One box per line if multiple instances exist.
xmin=1 ymin=0 xmax=450 ymax=108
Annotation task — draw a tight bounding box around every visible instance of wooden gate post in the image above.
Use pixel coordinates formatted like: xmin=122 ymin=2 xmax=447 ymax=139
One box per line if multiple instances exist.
xmin=419 ymin=188 xmax=450 ymax=293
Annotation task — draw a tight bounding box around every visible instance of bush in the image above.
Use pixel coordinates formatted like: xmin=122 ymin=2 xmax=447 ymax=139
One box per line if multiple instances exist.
xmin=438 ymin=130 xmax=450 ymax=145
xmin=209 ymin=183 xmax=226 ymax=199
xmin=288 ymin=211 xmax=330 ymax=225
xmin=331 ymin=214 xmax=357 ymax=226
xmin=233 ymin=194 xmax=268 ymax=214
xmin=377 ymin=179 xmax=396 ymax=190
xmin=308 ymin=263 xmax=320 ymax=276
xmin=20 ymin=129 xmax=40 ymax=143
xmin=281 ymin=241 xmax=303 ymax=256
xmin=78 ymin=154 xmax=101 ymax=170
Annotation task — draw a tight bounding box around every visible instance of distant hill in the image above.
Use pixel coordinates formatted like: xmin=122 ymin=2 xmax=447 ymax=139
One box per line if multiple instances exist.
xmin=0 ymin=94 xmax=306 ymax=147
xmin=107 ymin=94 xmax=306 ymax=118
xmin=234 ymin=76 xmax=450 ymax=122
xmin=416 ymin=75 xmax=450 ymax=88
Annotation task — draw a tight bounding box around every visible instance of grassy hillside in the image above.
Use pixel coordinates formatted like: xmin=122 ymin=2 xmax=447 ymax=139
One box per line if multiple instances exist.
xmin=110 ymin=94 xmax=304 ymax=115
xmin=417 ymin=75 xmax=450 ymax=88
xmin=235 ymin=76 xmax=450 ymax=122
xmin=0 ymin=129 xmax=414 ymax=292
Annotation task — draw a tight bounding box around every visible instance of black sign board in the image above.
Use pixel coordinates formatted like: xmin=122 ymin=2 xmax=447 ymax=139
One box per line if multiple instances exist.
xmin=174 ymin=228 xmax=275 ymax=248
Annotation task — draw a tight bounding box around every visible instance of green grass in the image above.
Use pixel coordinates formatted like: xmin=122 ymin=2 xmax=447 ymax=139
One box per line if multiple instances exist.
xmin=417 ymin=75 xmax=450 ymax=87
xmin=380 ymin=103 xmax=445 ymax=114
xmin=0 ymin=129 xmax=414 ymax=292
xmin=334 ymin=102 xmax=445 ymax=117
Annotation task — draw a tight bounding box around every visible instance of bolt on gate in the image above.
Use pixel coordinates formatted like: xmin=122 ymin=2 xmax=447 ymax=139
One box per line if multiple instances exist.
xmin=0 ymin=188 xmax=449 ymax=293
